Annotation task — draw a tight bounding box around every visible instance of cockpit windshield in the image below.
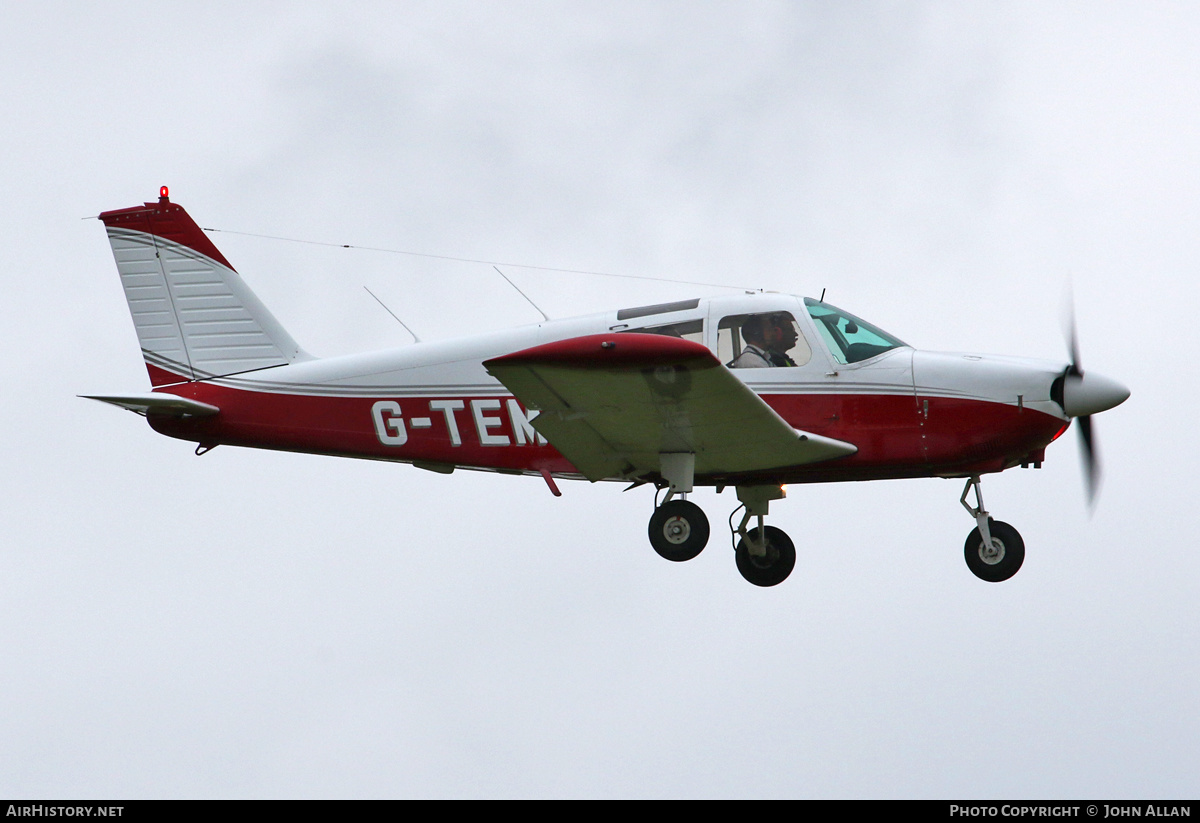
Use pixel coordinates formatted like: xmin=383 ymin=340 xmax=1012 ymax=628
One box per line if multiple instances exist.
xmin=804 ymin=298 xmax=907 ymax=364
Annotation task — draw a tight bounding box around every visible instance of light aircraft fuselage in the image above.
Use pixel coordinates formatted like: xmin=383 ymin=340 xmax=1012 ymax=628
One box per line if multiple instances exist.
xmin=88 ymin=191 xmax=1129 ymax=586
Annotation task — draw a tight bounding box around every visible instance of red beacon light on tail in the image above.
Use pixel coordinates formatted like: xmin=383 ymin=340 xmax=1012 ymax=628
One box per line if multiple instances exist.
xmin=159 ymin=186 xmax=169 ymax=203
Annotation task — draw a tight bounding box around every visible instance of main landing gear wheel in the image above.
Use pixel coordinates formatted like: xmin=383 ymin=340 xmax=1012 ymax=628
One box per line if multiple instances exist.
xmin=964 ymin=519 xmax=1025 ymax=582
xmin=735 ymin=526 xmax=796 ymax=587
xmin=648 ymin=499 xmax=710 ymax=562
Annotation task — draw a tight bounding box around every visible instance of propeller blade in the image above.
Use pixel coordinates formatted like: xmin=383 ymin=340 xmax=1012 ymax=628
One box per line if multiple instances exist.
xmin=1076 ymin=414 xmax=1099 ymax=506
xmin=1061 ymin=288 xmax=1126 ymax=507
xmin=1065 ymin=298 xmax=1082 ymax=376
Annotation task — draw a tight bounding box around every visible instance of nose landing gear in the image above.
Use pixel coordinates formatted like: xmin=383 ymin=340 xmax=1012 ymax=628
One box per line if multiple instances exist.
xmin=960 ymin=476 xmax=1025 ymax=582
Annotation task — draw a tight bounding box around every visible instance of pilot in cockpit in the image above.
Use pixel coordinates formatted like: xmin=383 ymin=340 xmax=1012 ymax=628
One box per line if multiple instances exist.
xmin=728 ymin=312 xmax=798 ymax=368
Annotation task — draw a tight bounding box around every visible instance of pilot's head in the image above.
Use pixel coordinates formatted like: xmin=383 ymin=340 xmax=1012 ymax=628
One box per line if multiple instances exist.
xmin=745 ymin=313 xmax=797 ymax=353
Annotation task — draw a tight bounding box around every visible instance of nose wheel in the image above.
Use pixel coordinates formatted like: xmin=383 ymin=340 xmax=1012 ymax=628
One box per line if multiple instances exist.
xmin=648 ymin=499 xmax=710 ymax=561
xmin=964 ymin=519 xmax=1025 ymax=582
xmin=960 ymin=476 xmax=1025 ymax=582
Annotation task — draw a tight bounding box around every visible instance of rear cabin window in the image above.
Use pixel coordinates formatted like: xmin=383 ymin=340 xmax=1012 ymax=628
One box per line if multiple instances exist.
xmin=622 ymin=319 xmax=704 ymax=346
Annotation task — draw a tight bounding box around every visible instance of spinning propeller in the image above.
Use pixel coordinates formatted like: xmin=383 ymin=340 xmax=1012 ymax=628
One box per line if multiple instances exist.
xmin=1058 ymin=305 xmax=1130 ymax=505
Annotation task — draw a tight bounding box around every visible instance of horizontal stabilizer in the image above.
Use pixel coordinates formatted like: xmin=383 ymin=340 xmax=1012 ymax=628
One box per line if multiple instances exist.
xmin=80 ymin=393 xmax=220 ymax=417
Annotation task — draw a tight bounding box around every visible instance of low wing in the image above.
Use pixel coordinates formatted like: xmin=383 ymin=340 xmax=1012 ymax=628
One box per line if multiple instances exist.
xmin=484 ymin=333 xmax=856 ymax=482
xmin=80 ymin=393 xmax=220 ymax=417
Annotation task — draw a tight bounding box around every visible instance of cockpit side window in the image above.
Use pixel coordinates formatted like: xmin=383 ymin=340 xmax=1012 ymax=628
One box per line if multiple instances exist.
xmin=804 ymin=298 xmax=906 ymax=364
xmin=719 ymin=312 xmax=811 ymax=368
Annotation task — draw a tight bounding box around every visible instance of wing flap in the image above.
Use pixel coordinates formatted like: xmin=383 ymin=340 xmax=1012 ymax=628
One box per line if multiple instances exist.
xmin=484 ymin=334 xmax=855 ymax=481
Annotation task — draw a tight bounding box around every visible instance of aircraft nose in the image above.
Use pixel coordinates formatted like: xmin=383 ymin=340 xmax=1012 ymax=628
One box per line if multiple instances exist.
xmin=1062 ymin=371 xmax=1130 ymax=417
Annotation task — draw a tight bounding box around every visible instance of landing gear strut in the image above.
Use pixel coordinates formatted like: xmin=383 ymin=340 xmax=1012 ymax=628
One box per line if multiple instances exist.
xmin=960 ymin=476 xmax=1025 ymax=582
xmin=731 ymin=485 xmax=795 ymax=587
xmin=644 ymin=459 xmax=797 ymax=586
xmin=647 ymin=452 xmax=710 ymax=562
xmin=735 ymin=526 xmax=796 ymax=587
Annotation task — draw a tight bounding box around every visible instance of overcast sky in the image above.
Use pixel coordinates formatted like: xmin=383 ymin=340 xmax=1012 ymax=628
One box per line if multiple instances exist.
xmin=2 ymin=2 xmax=1196 ymax=798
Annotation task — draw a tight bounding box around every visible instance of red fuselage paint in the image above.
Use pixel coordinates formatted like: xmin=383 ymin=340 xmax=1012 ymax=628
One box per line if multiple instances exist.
xmin=147 ymin=375 xmax=1064 ymax=486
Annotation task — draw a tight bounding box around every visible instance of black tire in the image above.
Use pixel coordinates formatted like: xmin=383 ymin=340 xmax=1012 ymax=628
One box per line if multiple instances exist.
xmin=964 ymin=519 xmax=1025 ymax=582
xmin=735 ymin=525 xmax=796 ymax=587
xmin=648 ymin=499 xmax=710 ymax=562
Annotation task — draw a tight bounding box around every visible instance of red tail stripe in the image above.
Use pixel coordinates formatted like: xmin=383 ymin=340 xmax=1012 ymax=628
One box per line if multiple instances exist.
xmin=99 ymin=199 xmax=234 ymax=270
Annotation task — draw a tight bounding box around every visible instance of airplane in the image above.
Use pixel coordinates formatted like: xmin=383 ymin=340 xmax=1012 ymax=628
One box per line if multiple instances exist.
xmin=85 ymin=188 xmax=1130 ymax=587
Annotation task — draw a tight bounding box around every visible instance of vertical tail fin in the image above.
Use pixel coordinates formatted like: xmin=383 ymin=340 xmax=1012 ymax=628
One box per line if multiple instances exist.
xmin=99 ymin=189 xmax=310 ymax=386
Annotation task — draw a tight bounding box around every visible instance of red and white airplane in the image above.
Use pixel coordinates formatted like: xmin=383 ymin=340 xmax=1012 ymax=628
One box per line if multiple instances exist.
xmin=87 ymin=188 xmax=1129 ymax=586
